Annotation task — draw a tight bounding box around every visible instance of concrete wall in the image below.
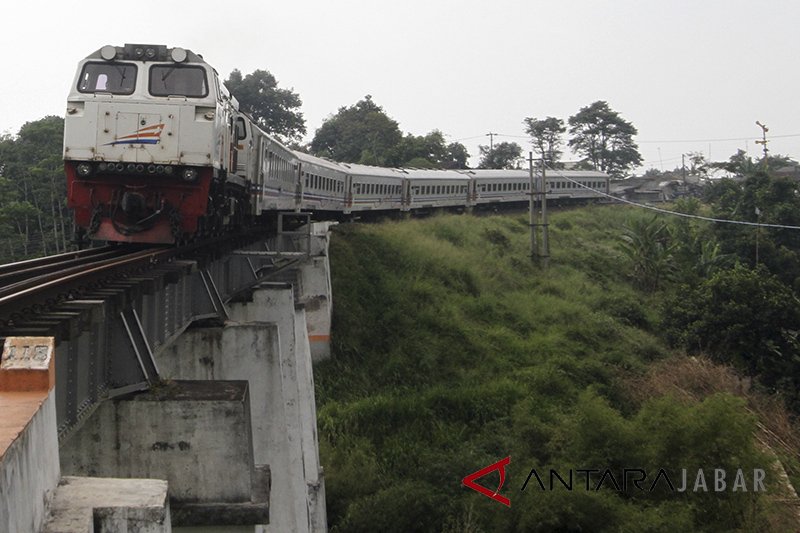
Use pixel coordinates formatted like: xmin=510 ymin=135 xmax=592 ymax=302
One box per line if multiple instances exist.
xmin=157 ymin=283 xmax=327 ymax=533
xmin=0 ymin=393 xmax=60 ymax=533
xmin=0 ymin=337 xmax=61 ymax=533
xmin=300 ymin=223 xmax=335 ymax=362
xmin=60 ymin=381 xmax=258 ymax=505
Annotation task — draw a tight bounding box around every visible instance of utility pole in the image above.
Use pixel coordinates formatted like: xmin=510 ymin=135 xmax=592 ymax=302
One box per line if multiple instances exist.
xmin=528 ymin=152 xmax=538 ymax=262
xmin=682 ymin=154 xmax=687 ymax=185
xmin=486 ymin=132 xmax=498 ymax=153
xmin=540 ymin=156 xmax=549 ymax=269
xmin=755 ymin=121 xmax=769 ymax=169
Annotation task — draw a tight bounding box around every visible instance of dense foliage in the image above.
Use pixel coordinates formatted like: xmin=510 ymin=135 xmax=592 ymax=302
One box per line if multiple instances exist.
xmin=0 ymin=116 xmax=71 ymax=262
xmin=477 ymin=141 xmax=523 ymax=170
xmin=224 ymin=69 xmax=306 ymax=142
xmin=317 ymin=207 xmax=794 ymax=532
xmin=640 ymin=172 xmax=800 ymax=413
xmin=310 ymin=95 xmax=469 ymax=169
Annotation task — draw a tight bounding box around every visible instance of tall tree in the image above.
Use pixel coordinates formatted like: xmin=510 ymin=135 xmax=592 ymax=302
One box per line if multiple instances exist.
xmin=225 ymin=69 xmax=306 ymax=142
xmin=443 ymin=142 xmax=470 ymax=169
xmin=392 ymin=130 xmax=470 ymax=169
xmin=310 ymin=96 xmax=403 ymax=166
xmin=477 ymin=141 xmax=522 ymax=169
xmin=567 ymin=101 xmax=642 ymax=177
xmin=523 ymin=116 xmax=565 ymax=168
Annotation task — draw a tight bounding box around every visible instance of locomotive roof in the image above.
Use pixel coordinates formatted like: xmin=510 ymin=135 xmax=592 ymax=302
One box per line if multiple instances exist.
xmin=84 ymin=44 xmax=205 ymax=64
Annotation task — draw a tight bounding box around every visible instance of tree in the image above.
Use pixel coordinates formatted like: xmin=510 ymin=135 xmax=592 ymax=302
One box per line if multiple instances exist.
xmin=224 ymin=69 xmax=306 ymax=142
xmin=310 ymin=96 xmax=403 ymax=166
xmin=523 ymin=116 xmax=565 ymax=168
xmin=662 ymin=265 xmax=800 ymax=408
xmin=477 ymin=141 xmax=522 ymax=169
xmin=711 ymin=149 xmax=757 ymax=177
xmin=567 ymin=101 xmax=642 ymax=177
xmin=392 ymin=131 xmax=470 ymax=169
xmin=443 ymin=142 xmax=470 ymax=170
xmin=618 ymin=216 xmax=676 ymax=291
xmin=0 ymin=116 xmax=69 ymax=260
xmin=685 ymin=151 xmax=710 ymax=178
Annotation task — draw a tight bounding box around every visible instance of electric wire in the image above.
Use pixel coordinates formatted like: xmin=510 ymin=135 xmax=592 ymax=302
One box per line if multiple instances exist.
xmin=544 ymin=164 xmax=800 ymax=231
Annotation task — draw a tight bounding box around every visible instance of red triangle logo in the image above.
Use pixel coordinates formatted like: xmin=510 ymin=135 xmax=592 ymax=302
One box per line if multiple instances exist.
xmin=462 ymin=456 xmax=511 ymax=507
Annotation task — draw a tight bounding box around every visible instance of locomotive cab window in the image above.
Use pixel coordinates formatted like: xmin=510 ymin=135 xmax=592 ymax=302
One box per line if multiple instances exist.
xmin=149 ymin=65 xmax=208 ymax=97
xmin=78 ymin=62 xmax=137 ymax=95
xmin=235 ymin=118 xmax=247 ymax=141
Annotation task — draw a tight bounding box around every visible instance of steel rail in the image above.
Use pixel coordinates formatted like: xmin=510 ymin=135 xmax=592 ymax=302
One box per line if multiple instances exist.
xmin=0 ymin=247 xmax=171 ymax=320
xmin=0 ymin=246 xmax=117 ymax=275
xmin=0 ymin=247 xmax=136 ymax=288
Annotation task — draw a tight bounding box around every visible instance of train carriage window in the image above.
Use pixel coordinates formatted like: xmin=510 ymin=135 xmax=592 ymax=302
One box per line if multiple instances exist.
xmin=149 ymin=65 xmax=208 ymax=97
xmin=78 ymin=62 xmax=137 ymax=95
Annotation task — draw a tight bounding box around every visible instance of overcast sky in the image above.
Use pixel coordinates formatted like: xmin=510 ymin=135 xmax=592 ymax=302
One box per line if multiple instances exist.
xmin=2 ymin=0 xmax=798 ymax=172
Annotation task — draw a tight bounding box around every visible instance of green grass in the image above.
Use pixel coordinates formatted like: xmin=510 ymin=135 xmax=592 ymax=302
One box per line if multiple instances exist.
xmin=315 ymin=206 xmax=788 ymax=532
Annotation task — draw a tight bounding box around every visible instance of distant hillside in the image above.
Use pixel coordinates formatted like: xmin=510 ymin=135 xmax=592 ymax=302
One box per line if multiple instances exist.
xmin=315 ymin=206 xmax=799 ymax=532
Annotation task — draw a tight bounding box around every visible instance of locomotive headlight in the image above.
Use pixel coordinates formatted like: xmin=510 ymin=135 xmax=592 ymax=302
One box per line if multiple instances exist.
xmin=182 ymin=168 xmax=198 ymax=182
xmin=76 ymin=163 xmax=92 ymax=177
xmin=163 ymin=165 xmax=174 ymax=175
xmin=171 ymin=47 xmax=188 ymax=63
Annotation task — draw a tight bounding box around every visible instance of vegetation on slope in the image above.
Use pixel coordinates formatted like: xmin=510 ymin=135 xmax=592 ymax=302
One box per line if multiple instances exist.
xmin=316 ymin=204 xmax=799 ymax=532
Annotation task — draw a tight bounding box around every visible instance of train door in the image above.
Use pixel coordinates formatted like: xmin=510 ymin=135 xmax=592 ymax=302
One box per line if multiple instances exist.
xmin=294 ymin=162 xmax=302 ymax=212
xmin=401 ymin=178 xmax=411 ymax=211
xmin=344 ymin=174 xmax=353 ymax=214
xmin=234 ymin=116 xmax=250 ymax=180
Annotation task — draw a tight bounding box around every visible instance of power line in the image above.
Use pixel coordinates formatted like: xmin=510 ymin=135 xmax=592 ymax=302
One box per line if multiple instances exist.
xmin=544 ymin=165 xmax=800 ymax=231
xmin=633 ymin=133 xmax=800 ymax=144
xmin=457 ymin=132 xmax=800 ymax=145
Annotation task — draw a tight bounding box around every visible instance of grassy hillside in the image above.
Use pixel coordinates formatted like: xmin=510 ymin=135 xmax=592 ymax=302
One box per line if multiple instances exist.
xmin=315 ymin=206 xmax=798 ymax=532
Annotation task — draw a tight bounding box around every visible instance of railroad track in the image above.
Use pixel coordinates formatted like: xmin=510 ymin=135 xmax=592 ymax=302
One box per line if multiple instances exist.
xmin=0 ymin=246 xmax=170 ymax=324
xmin=0 ymin=230 xmax=269 ymax=326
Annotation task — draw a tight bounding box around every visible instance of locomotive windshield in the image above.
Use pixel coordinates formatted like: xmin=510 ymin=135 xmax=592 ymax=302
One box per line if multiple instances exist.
xmin=78 ymin=62 xmax=137 ymax=94
xmin=149 ymin=65 xmax=208 ymax=97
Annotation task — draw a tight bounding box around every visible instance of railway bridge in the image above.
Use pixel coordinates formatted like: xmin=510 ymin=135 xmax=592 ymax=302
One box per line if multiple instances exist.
xmin=0 ymin=216 xmax=333 ymax=532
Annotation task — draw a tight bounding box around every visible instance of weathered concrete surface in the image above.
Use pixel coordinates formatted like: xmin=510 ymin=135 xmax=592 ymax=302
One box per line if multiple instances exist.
xmin=0 ymin=392 xmax=60 ymax=533
xmin=158 ymin=283 xmax=326 ymax=533
xmin=59 ymin=380 xmax=266 ymax=515
xmin=298 ymin=257 xmax=332 ymax=362
xmin=293 ymin=306 xmax=326 ymax=532
xmin=157 ymin=324 xmax=279 ymax=469
xmin=43 ymin=476 xmax=170 ymax=533
xmin=0 ymin=337 xmax=60 ymax=533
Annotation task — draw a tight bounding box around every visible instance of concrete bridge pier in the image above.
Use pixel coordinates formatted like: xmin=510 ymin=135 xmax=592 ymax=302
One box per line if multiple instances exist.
xmin=155 ymin=282 xmax=327 ymax=533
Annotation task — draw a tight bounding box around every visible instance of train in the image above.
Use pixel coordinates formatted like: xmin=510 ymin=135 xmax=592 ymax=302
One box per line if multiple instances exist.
xmin=63 ymin=44 xmax=609 ymax=244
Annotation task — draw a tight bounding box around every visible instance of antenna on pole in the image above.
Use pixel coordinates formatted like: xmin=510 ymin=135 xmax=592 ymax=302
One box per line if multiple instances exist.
xmin=755 ymin=121 xmax=769 ymax=169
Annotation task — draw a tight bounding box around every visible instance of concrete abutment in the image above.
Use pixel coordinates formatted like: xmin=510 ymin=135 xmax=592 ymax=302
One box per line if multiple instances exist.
xmin=1 ymin=222 xmax=334 ymax=532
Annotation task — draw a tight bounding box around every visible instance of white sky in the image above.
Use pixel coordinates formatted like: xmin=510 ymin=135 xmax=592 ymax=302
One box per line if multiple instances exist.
xmin=1 ymin=0 xmax=799 ymax=172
